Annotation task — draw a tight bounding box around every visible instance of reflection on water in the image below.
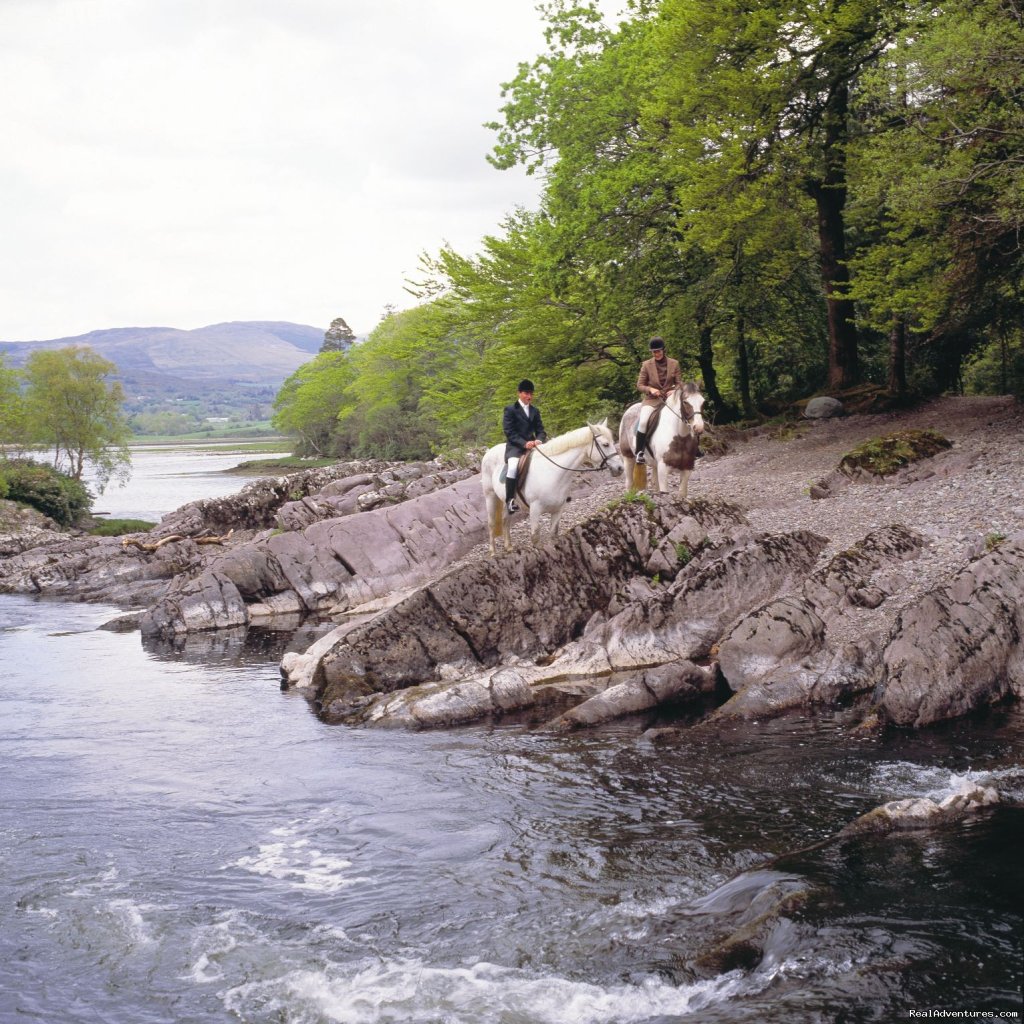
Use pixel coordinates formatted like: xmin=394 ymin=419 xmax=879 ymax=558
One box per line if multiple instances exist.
xmin=140 ymin=621 xmax=336 ymax=665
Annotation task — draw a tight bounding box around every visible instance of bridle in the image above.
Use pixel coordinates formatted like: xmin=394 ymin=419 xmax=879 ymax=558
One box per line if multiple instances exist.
xmin=658 ymin=386 xmax=701 ymax=426
xmin=534 ymin=424 xmax=618 ymax=473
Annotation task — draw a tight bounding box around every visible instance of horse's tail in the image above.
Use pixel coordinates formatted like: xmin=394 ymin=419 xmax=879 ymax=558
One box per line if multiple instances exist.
xmin=490 ymin=499 xmax=504 ymax=538
xmin=632 ymin=461 xmax=647 ymax=491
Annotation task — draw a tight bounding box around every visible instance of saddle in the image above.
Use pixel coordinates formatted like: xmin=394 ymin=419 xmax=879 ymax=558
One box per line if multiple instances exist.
xmin=637 ymin=405 xmax=667 ymax=456
xmin=499 ymin=450 xmax=534 ymax=507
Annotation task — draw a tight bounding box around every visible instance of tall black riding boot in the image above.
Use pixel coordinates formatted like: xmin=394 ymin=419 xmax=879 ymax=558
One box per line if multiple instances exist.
xmin=504 ymin=474 xmax=519 ymax=515
xmin=634 ymin=430 xmax=648 ymax=464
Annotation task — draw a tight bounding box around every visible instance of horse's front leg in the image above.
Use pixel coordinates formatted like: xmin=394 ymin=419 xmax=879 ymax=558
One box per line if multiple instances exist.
xmin=650 ymin=459 xmax=667 ymax=493
xmin=529 ymin=505 xmax=544 ymax=547
xmin=677 ymin=468 xmax=692 ymax=501
xmin=624 ymin=455 xmax=642 ymax=492
xmin=548 ymin=506 xmax=563 ymax=539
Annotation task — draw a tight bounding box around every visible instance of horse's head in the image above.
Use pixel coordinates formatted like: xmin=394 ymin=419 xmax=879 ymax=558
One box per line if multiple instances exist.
xmin=587 ymin=419 xmax=624 ymax=477
xmin=674 ymin=382 xmax=705 ymax=435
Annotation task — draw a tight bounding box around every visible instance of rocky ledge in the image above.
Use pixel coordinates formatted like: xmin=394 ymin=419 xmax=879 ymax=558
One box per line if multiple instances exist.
xmin=2 ymin=395 xmax=1022 ymax=735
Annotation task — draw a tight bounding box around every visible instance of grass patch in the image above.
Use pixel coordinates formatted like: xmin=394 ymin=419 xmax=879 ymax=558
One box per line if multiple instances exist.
xmin=839 ymin=429 xmax=951 ymax=477
xmin=607 ymin=489 xmax=657 ymax=513
xmin=88 ymin=518 xmax=156 ymax=537
xmin=226 ymin=456 xmax=338 ymax=474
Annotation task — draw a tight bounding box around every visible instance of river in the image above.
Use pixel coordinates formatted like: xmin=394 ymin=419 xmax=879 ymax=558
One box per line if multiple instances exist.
xmin=1 ymin=451 xmax=1022 ymax=1023
xmin=87 ymin=442 xmax=291 ymax=523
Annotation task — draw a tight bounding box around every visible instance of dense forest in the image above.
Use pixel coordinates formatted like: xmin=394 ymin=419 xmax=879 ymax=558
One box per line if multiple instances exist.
xmin=274 ymin=0 xmax=1024 ymax=461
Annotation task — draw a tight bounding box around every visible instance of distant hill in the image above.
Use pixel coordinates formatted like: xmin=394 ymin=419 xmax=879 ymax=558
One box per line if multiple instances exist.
xmin=0 ymin=321 xmax=324 ymax=386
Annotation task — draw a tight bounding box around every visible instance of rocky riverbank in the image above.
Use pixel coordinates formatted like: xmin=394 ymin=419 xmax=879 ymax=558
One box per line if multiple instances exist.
xmin=2 ymin=395 xmax=1022 ymax=733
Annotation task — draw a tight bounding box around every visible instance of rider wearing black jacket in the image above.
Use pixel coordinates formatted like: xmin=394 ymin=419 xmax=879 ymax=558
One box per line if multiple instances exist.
xmin=502 ymin=379 xmax=548 ymax=514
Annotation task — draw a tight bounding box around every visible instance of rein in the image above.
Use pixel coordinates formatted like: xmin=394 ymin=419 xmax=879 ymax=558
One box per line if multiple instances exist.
xmin=655 ymin=388 xmax=697 ymax=425
xmin=533 ymin=425 xmax=616 ymax=473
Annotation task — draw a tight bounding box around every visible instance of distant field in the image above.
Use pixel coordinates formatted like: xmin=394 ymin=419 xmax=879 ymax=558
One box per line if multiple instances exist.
xmin=130 ymin=431 xmax=289 ymax=447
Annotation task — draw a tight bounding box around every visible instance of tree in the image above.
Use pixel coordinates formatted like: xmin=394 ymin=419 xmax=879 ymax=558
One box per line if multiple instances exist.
xmin=272 ymin=351 xmax=353 ymax=455
xmin=23 ymin=347 xmax=131 ymax=491
xmin=486 ymin=2 xmax=831 ymax=417
xmin=848 ymin=0 xmax=1024 ymax=392
xmin=0 ymin=355 xmax=29 ymax=456
xmin=320 ymin=316 xmax=356 ymax=354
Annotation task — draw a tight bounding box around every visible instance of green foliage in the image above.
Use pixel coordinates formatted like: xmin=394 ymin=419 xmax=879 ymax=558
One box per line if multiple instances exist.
xmin=0 ymin=355 xmax=30 ymax=454
xmin=130 ymin=410 xmax=198 ymax=436
xmin=22 ymin=346 xmax=131 ymax=491
xmin=2 ymin=458 xmax=93 ymax=526
xmin=88 ymin=518 xmax=155 ymax=537
xmin=963 ymin=332 xmax=1024 ymax=399
xmin=272 ymin=351 xmax=353 ymax=456
xmin=0 ymin=472 xmax=8 ymax=500
xmin=674 ymin=542 xmax=692 ymax=565
xmin=984 ymin=532 xmax=1006 ymax=552
xmin=268 ymin=0 xmax=1023 ymax=455
xmin=839 ymin=429 xmax=952 ymax=477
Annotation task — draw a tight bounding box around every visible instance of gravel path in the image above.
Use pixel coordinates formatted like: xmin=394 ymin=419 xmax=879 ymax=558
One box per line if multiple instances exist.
xmin=452 ymin=395 xmax=1024 ymax=644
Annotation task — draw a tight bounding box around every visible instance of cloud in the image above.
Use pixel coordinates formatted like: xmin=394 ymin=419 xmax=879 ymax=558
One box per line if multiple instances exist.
xmin=0 ymin=0 xmax=547 ymax=340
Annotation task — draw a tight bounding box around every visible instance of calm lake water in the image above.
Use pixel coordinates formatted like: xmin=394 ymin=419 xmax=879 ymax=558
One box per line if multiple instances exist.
xmin=1 ymin=451 xmax=1022 ymax=1023
xmin=87 ymin=442 xmax=291 ymax=522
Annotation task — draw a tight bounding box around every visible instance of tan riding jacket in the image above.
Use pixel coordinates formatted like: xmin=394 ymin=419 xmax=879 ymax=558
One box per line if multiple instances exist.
xmin=637 ymin=356 xmax=681 ymax=408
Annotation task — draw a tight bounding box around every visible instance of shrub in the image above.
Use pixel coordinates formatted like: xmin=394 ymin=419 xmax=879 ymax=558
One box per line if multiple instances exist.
xmin=2 ymin=459 xmax=92 ymax=526
xmin=0 ymin=471 xmax=8 ymax=501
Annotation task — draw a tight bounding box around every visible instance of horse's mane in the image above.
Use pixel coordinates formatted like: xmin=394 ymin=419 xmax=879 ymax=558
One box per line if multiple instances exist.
xmin=539 ymin=424 xmax=603 ymax=457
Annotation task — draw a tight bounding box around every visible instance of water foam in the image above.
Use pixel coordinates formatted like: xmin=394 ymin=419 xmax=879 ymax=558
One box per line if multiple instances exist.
xmin=106 ymin=898 xmax=157 ymax=947
xmin=186 ymin=912 xmax=243 ymax=983
xmin=223 ymin=958 xmax=747 ymax=1024
xmin=225 ymin=838 xmax=368 ymax=893
xmin=867 ymin=762 xmax=1020 ymax=803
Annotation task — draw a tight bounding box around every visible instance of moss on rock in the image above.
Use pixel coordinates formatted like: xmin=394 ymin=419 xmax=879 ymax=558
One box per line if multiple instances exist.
xmin=839 ymin=429 xmax=951 ymax=478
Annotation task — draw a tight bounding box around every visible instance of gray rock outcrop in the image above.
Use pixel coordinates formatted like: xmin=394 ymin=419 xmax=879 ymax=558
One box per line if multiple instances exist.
xmin=141 ymin=473 xmax=490 ymax=636
xmin=305 ymin=495 xmax=707 ymax=721
xmin=711 ymin=524 xmax=925 ymax=721
xmin=0 ymin=532 xmax=200 ymax=607
xmin=872 ymin=530 xmax=1024 ymax=727
xmin=311 ymin=501 xmax=830 ymax=730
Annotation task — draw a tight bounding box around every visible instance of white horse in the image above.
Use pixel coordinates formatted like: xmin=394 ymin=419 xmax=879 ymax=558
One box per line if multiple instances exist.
xmin=617 ymin=382 xmax=705 ymax=498
xmin=481 ymin=420 xmax=624 ymax=555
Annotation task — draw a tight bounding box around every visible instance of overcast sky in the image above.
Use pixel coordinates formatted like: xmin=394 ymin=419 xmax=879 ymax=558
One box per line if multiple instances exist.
xmin=0 ymin=0 xmax=557 ymax=341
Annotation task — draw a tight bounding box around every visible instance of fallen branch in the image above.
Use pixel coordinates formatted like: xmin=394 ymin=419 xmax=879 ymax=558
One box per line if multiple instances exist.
xmin=122 ymin=528 xmax=233 ymax=553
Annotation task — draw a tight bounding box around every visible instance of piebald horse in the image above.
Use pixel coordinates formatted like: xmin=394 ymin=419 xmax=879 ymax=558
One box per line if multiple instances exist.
xmin=618 ymin=382 xmax=705 ymax=498
xmin=481 ymin=420 xmax=624 ymax=555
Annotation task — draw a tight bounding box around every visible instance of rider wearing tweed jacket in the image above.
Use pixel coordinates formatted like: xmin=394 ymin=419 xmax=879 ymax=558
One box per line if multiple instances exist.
xmin=634 ymin=337 xmax=681 ymax=464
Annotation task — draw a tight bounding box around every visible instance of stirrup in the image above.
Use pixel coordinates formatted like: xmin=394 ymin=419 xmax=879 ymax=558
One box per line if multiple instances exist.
xmin=506 ymin=499 xmax=519 ymax=515
xmin=634 ymin=449 xmax=646 ymax=464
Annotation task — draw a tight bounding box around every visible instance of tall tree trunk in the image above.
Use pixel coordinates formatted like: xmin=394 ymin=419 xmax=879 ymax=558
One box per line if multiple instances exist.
xmin=696 ymin=321 xmax=734 ymax=420
xmin=888 ymin=316 xmax=908 ymax=398
xmin=808 ymin=82 xmax=858 ymax=391
xmin=736 ymin=313 xmax=754 ymax=418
